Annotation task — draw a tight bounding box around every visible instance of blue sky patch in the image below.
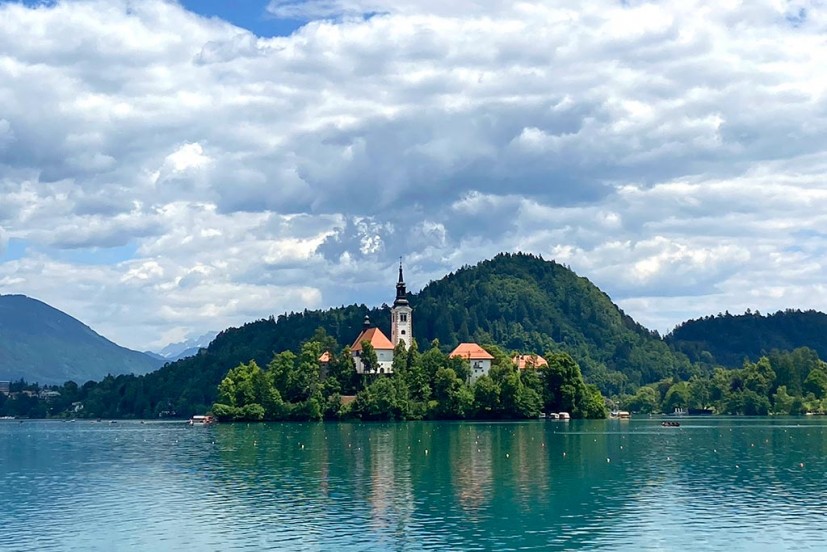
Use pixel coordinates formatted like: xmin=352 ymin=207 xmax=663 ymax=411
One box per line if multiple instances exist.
xmin=1 ymin=238 xmax=27 ymax=262
xmin=179 ymin=0 xmax=305 ymax=37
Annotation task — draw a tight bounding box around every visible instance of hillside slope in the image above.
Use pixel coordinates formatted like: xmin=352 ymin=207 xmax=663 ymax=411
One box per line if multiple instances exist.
xmin=666 ymin=309 xmax=827 ymax=367
xmin=0 ymin=295 xmax=162 ymax=385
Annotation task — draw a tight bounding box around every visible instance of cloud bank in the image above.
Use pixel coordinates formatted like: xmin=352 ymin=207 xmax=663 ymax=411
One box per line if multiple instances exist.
xmin=1 ymin=0 xmax=827 ymax=349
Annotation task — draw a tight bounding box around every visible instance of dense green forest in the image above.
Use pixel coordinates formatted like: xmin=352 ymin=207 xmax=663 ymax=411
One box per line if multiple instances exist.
xmin=666 ymin=310 xmax=827 ymax=367
xmin=4 ymin=252 xmax=827 ymax=420
xmin=621 ymin=347 xmax=827 ymax=416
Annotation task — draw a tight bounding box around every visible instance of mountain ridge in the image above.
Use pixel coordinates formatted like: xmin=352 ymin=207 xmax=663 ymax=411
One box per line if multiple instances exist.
xmin=149 ymin=331 xmax=218 ymax=362
xmin=666 ymin=309 xmax=827 ymax=367
xmin=0 ymin=294 xmax=163 ymax=385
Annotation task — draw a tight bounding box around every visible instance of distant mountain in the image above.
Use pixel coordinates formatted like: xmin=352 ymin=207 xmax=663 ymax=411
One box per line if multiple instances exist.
xmin=143 ymin=351 xmax=166 ymax=362
xmin=666 ymin=309 xmax=827 ymax=367
xmin=0 ymin=295 xmax=163 ymax=385
xmin=153 ymin=331 xmax=217 ymax=362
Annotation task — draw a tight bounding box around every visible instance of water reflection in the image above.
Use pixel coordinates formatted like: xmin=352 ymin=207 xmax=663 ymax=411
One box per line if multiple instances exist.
xmin=3 ymin=418 xmax=827 ymax=551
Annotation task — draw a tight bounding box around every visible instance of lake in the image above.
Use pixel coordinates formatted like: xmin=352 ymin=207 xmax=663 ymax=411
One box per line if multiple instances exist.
xmin=2 ymin=417 xmax=826 ymax=551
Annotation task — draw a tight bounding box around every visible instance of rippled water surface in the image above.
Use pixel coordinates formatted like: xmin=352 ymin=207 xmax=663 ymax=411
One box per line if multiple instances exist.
xmin=2 ymin=417 xmax=827 ymax=551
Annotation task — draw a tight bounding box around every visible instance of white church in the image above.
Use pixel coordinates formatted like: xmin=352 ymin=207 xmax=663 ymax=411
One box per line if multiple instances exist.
xmin=344 ymin=262 xmax=498 ymax=382
xmin=350 ymin=263 xmax=412 ymax=374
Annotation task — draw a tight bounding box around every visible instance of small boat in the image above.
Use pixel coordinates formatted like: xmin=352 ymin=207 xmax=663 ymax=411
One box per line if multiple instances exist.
xmin=661 ymin=421 xmax=681 ymax=427
xmin=611 ymin=410 xmax=631 ymax=419
xmin=547 ymin=413 xmax=560 ymax=420
xmin=558 ymin=412 xmax=571 ymax=420
xmin=189 ymin=415 xmax=216 ymax=426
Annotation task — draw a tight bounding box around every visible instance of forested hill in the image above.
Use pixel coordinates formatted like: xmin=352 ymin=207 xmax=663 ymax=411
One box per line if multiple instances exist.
xmin=666 ymin=310 xmax=827 ymax=367
xmin=68 ymin=253 xmax=694 ymax=418
xmin=0 ymin=294 xmax=162 ymax=385
xmin=412 ymin=253 xmax=691 ymax=386
xmin=185 ymin=252 xmax=693 ymax=393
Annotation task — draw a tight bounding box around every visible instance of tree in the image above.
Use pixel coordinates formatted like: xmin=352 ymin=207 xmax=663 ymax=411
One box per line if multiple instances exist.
xmin=432 ymin=368 xmax=473 ymax=419
xmin=269 ymin=351 xmax=297 ymax=399
xmin=663 ymin=382 xmax=690 ymax=413
xmin=500 ymin=370 xmax=541 ymax=418
xmin=212 ymin=360 xmax=273 ymax=421
xmin=688 ymin=377 xmax=711 ymax=409
xmin=392 ymin=341 xmax=409 ymax=374
xmin=404 ymin=340 xmax=431 ymax=402
xmin=354 ymin=377 xmax=410 ymax=420
xmin=328 ymin=347 xmax=358 ymax=395
xmin=420 ymin=341 xmax=446 ymax=382
xmin=743 ymin=357 xmax=775 ymax=396
xmin=741 ymin=390 xmax=770 ymax=415
xmin=472 ymin=375 xmax=501 ymax=418
xmin=291 ymin=341 xmax=323 ymax=402
xmin=772 ymin=385 xmax=794 ymax=415
xmin=539 ymin=352 xmax=581 ymax=414
xmin=580 ymin=384 xmax=608 ymax=419
xmin=359 ymin=341 xmax=379 ymax=376
xmin=625 ymin=386 xmax=659 ymax=414
xmin=804 ymin=367 xmax=827 ymax=399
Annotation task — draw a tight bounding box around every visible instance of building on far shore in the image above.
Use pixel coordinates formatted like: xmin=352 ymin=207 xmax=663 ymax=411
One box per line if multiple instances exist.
xmin=390 ymin=262 xmax=412 ymax=349
xmin=349 ymin=262 xmax=414 ymax=376
xmin=318 ymin=351 xmax=332 ymax=378
xmin=351 ymin=315 xmax=395 ymax=374
xmin=513 ymin=354 xmax=548 ymax=370
xmin=0 ymin=381 xmax=9 ymax=395
xmin=450 ymin=343 xmax=495 ymax=383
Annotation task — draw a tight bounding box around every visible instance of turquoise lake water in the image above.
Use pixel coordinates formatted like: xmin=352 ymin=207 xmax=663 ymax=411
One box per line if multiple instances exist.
xmin=2 ymin=417 xmax=826 ymax=551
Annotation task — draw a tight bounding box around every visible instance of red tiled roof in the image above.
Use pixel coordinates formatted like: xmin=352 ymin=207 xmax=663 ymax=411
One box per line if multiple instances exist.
xmin=513 ymin=354 xmax=548 ymax=370
xmin=449 ymin=343 xmax=494 ymax=360
xmin=351 ymin=327 xmax=394 ymax=351
xmin=318 ymin=351 xmax=332 ymax=363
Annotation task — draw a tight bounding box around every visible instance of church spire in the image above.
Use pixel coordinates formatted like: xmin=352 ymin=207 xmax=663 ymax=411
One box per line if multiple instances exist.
xmin=391 ymin=258 xmax=412 ymax=348
xmin=394 ymin=259 xmax=408 ymax=307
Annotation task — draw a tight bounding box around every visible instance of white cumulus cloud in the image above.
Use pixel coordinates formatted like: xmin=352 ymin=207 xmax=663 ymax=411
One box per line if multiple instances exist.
xmin=1 ymin=0 xmax=827 ymax=348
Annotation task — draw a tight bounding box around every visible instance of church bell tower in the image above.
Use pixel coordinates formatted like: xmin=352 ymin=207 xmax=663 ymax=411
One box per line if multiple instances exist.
xmin=391 ymin=261 xmax=412 ymax=348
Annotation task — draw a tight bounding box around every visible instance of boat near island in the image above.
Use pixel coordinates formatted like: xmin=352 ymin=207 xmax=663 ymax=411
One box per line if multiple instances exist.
xmin=610 ymin=410 xmax=631 ymax=419
xmin=189 ymin=415 xmax=216 ymax=426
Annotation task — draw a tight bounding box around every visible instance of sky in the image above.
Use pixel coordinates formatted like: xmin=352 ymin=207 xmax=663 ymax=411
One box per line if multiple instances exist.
xmin=1 ymin=0 xmax=827 ymax=352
